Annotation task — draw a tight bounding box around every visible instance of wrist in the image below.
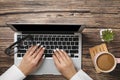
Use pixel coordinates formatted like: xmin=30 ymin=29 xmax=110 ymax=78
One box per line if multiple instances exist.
xmin=70 ymin=72 xmax=77 ymax=79
xmin=18 ymin=65 xmax=28 ymax=76
xmin=67 ymin=70 xmax=77 ymax=80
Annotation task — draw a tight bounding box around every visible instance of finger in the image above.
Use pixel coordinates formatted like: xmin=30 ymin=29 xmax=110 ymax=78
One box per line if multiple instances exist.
xmin=32 ymin=45 xmax=43 ymax=58
xmin=35 ymin=47 xmax=45 ymax=63
xmin=24 ymin=46 xmax=34 ymax=57
xmin=26 ymin=46 xmax=33 ymax=54
xmin=61 ymin=49 xmax=71 ymax=61
xmin=56 ymin=49 xmax=68 ymax=63
xmin=54 ymin=49 xmax=63 ymax=64
xmin=36 ymin=55 xmax=45 ymax=68
xmin=53 ymin=54 xmax=61 ymax=68
xmin=29 ymin=44 xmax=40 ymax=56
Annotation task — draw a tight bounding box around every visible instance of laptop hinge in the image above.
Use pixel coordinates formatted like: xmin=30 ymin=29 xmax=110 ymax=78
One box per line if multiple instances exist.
xmin=22 ymin=31 xmax=74 ymax=34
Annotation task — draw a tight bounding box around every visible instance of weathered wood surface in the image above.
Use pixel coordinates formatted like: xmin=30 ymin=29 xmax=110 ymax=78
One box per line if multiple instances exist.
xmin=0 ymin=0 xmax=120 ymax=28
xmin=0 ymin=27 xmax=120 ymax=80
xmin=0 ymin=0 xmax=120 ymax=80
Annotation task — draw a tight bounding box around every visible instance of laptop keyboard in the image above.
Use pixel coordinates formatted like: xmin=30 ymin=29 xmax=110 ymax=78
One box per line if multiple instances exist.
xmin=16 ymin=34 xmax=79 ymax=58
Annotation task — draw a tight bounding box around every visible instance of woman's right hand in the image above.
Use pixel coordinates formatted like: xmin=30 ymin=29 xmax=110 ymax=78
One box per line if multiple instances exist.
xmin=53 ymin=49 xmax=77 ymax=80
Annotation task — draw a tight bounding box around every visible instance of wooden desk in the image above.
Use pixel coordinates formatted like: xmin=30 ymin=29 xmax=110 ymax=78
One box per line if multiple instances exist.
xmin=0 ymin=27 xmax=120 ymax=80
xmin=0 ymin=0 xmax=120 ymax=79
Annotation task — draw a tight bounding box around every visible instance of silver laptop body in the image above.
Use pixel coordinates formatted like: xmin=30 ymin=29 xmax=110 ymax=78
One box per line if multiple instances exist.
xmin=9 ymin=23 xmax=85 ymax=75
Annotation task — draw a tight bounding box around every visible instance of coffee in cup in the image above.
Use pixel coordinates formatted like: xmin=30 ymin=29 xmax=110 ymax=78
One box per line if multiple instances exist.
xmin=94 ymin=52 xmax=119 ymax=73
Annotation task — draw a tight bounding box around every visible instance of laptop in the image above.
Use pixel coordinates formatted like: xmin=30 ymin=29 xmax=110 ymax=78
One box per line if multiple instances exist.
xmin=8 ymin=23 xmax=85 ymax=75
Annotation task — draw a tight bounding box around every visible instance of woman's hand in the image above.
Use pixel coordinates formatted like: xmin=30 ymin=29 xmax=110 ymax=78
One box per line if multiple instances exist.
xmin=18 ymin=44 xmax=45 ymax=76
xmin=53 ymin=49 xmax=77 ymax=80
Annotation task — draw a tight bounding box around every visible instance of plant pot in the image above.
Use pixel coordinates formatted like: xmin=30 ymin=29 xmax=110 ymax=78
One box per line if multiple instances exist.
xmin=100 ymin=29 xmax=113 ymax=42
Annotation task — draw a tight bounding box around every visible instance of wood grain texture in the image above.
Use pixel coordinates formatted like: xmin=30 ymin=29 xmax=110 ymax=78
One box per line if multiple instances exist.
xmin=0 ymin=0 xmax=120 ymax=80
xmin=0 ymin=0 xmax=120 ymax=28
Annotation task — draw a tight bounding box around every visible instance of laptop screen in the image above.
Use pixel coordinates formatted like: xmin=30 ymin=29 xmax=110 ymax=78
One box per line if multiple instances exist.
xmin=12 ymin=24 xmax=81 ymax=32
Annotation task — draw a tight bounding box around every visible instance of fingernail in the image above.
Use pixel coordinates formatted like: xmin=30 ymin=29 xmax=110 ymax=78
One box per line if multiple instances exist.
xmin=61 ymin=49 xmax=64 ymax=51
xmin=53 ymin=49 xmax=56 ymax=52
xmin=43 ymin=47 xmax=45 ymax=50
xmin=37 ymin=43 xmax=40 ymax=46
xmin=56 ymin=48 xmax=59 ymax=51
xmin=41 ymin=45 xmax=43 ymax=48
xmin=43 ymin=55 xmax=45 ymax=58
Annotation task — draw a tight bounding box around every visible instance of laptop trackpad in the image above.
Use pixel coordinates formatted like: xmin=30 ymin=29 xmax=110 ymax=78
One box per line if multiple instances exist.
xmin=15 ymin=58 xmax=81 ymax=75
xmin=31 ymin=58 xmax=81 ymax=75
xmin=32 ymin=58 xmax=60 ymax=75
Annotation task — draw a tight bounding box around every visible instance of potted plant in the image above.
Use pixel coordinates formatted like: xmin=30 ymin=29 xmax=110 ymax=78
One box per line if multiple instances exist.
xmin=100 ymin=29 xmax=115 ymax=43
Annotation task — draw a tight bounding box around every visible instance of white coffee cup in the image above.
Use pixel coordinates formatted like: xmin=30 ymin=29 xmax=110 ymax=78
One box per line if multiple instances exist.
xmin=94 ymin=51 xmax=120 ymax=73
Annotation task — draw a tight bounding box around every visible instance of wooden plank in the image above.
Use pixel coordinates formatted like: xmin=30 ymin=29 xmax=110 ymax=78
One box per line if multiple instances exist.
xmin=0 ymin=0 xmax=119 ymax=15
xmin=0 ymin=7 xmax=119 ymax=15
xmin=0 ymin=13 xmax=119 ymax=28
xmin=85 ymin=0 xmax=120 ymax=7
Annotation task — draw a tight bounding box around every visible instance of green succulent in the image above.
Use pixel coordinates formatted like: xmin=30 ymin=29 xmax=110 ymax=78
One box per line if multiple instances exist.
xmin=102 ymin=29 xmax=114 ymax=43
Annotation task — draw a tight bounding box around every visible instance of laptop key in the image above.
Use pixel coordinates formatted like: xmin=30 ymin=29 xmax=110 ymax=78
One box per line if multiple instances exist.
xmin=44 ymin=50 xmax=47 ymax=54
xmin=55 ymin=46 xmax=58 ymax=49
xmin=51 ymin=46 xmax=54 ymax=49
xmin=54 ymin=42 xmax=57 ymax=45
xmin=75 ymin=56 xmax=78 ymax=58
xmin=39 ymin=38 xmax=42 ymax=41
xmin=67 ymin=42 xmax=70 ymax=45
xmin=69 ymin=38 xmax=72 ymax=41
xmin=66 ymin=50 xmax=69 ymax=53
xmin=65 ymin=38 xmax=68 ymax=41
xmin=22 ymin=54 xmax=24 ymax=57
xmin=18 ymin=50 xmax=26 ymax=53
xmin=46 ymin=46 xmax=50 ymax=49
xmin=24 ymin=42 xmax=27 ymax=45
xmin=70 ymin=50 xmax=78 ymax=53
xmin=43 ymin=37 xmax=46 ymax=41
xmin=68 ymin=46 xmax=71 ymax=49
xmin=28 ymin=42 xmax=32 ymax=45
xmin=45 ymin=42 xmax=49 ymax=45
xmin=52 ymin=38 xmax=55 ymax=41
xmin=73 ymin=38 xmax=79 ymax=41
xmin=24 ymin=46 xmax=28 ymax=49
xmin=34 ymin=34 xmax=38 ymax=37
xmin=17 ymin=54 xmax=21 ymax=57
xmin=58 ymin=42 xmax=61 ymax=45
xmin=59 ymin=46 xmax=62 ymax=49
xmin=49 ymin=50 xmax=52 ymax=53
xmin=71 ymin=42 xmax=74 ymax=45
xmin=72 ymin=46 xmax=78 ymax=49
xmin=70 ymin=53 xmax=74 ymax=57
xmin=45 ymin=54 xmax=52 ymax=57
xmin=17 ymin=46 xmax=25 ymax=49
xmin=32 ymin=42 xmax=36 ymax=45
xmin=50 ymin=42 xmax=53 ymax=45
xmin=48 ymin=38 xmax=51 ymax=41
xmin=56 ymin=38 xmax=59 ymax=41
xmin=75 ymin=42 xmax=79 ymax=45
xmin=62 ymin=42 xmax=66 ymax=45
xmin=35 ymin=38 xmax=38 ymax=41
xmin=63 ymin=46 xmax=67 ymax=49
xmin=60 ymin=38 xmax=63 ymax=41
xmin=41 ymin=42 xmax=44 ymax=45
